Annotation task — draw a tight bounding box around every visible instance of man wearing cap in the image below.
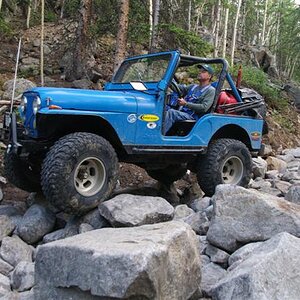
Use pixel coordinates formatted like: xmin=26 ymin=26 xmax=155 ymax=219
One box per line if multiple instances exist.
xmin=163 ymin=64 xmax=215 ymax=135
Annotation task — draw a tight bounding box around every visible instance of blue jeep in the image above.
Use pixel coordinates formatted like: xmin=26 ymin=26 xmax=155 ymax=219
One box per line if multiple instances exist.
xmin=2 ymin=50 xmax=267 ymax=214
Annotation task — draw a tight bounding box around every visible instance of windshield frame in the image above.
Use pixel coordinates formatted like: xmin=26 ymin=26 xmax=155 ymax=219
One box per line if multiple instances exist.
xmin=112 ymin=53 xmax=173 ymax=84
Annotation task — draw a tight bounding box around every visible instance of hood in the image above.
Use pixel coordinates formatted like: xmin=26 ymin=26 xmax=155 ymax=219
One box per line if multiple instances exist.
xmin=30 ymin=87 xmax=138 ymax=113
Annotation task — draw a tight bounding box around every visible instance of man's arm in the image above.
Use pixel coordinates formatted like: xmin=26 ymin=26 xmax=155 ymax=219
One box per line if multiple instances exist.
xmin=185 ymin=87 xmax=216 ymax=114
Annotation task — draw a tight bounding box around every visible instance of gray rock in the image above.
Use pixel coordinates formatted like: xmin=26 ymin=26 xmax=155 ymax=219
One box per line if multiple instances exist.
xmin=0 ymin=205 xmax=23 ymax=218
xmin=258 ymin=186 xmax=283 ymax=197
xmin=2 ymin=79 xmax=36 ymax=100
xmin=0 ymin=215 xmax=15 ymax=241
xmin=11 ymin=261 xmax=35 ymax=292
xmin=207 ymin=185 xmax=300 ymax=252
xmin=273 ymin=180 xmax=292 ymax=195
xmin=252 ymin=157 xmax=267 ymax=178
xmin=276 ymin=153 xmax=294 ymax=163
xmin=98 ymin=194 xmax=174 ymax=227
xmin=78 ymin=223 xmax=93 ymax=234
xmin=249 ymin=178 xmax=271 ymax=190
xmin=228 ymin=241 xmax=263 ymax=270
xmin=35 ymin=221 xmax=201 ymax=300
xmin=265 ymin=170 xmax=280 ymax=180
xmin=285 ymin=184 xmax=300 ymax=205
xmin=183 ymin=211 xmax=210 ymax=235
xmin=205 ymin=244 xmax=230 ymax=268
xmin=173 ymin=204 xmax=194 ymax=220
xmin=0 ymin=273 xmax=11 ymax=297
xmin=0 ymin=189 xmax=2 ymax=202
xmin=201 ymin=262 xmax=227 ymax=297
xmin=211 ymin=232 xmax=300 ymax=300
xmin=72 ymin=79 xmax=92 ymax=89
xmin=17 ymin=204 xmax=56 ymax=244
xmin=189 ymin=197 xmax=211 ymax=212
xmin=80 ymin=208 xmax=110 ymax=229
xmin=198 ymin=235 xmax=208 ymax=254
xmin=204 ymin=205 xmax=214 ymax=220
xmin=0 ymin=236 xmax=33 ymax=267
xmin=201 ymin=255 xmax=211 ymax=266
xmin=282 ymin=147 xmax=300 ymax=158
xmin=42 ymin=225 xmax=78 ymax=244
xmin=1 ymin=290 xmax=35 ymax=300
xmin=0 ymin=258 xmax=14 ymax=276
xmin=287 ymin=159 xmax=300 ymax=171
xmin=282 ymin=171 xmax=300 ymax=182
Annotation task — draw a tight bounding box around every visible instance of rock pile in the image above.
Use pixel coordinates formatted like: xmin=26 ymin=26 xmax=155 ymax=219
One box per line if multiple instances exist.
xmin=0 ymin=147 xmax=299 ymax=299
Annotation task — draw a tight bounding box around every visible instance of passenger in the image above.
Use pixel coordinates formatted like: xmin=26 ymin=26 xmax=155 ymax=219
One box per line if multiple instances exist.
xmin=163 ymin=64 xmax=216 ymax=135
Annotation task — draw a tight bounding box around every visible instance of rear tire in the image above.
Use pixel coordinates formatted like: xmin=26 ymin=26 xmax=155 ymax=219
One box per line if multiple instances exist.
xmin=4 ymin=151 xmax=41 ymax=192
xmin=197 ymin=139 xmax=252 ymax=196
xmin=41 ymin=132 xmax=119 ymax=214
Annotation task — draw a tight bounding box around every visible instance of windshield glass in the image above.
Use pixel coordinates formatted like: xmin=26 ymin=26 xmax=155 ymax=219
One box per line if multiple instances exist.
xmin=113 ymin=54 xmax=171 ymax=83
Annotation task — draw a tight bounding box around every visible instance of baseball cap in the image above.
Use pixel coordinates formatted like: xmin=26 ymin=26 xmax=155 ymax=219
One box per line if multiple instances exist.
xmin=197 ymin=64 xmax=214 ymax=75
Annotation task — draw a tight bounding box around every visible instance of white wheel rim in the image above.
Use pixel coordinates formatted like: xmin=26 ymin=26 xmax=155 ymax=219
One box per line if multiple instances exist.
xmin=221 ymin=156 xmax=244 ymax=184
xmin=74 ymin=157 xmax=106 ymax=197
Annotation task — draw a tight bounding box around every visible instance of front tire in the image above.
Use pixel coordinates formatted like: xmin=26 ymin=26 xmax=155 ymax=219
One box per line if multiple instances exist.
xmin=197 ymin=139 xmax=252 ymax=196
xmin=4 ymin=151 xmax=41 ymax=192
xmin=41 ymin=132 xmax=119 ymax=214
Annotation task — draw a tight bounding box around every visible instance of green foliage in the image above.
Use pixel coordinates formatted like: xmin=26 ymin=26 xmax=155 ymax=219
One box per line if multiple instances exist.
xmin=0 ymin=15 xmax=13 ymax=37
xmin=230 ymin=64 xmax=287 ymax=110
xmin=159 ymin=24 xmax=213 ymax=56
xmin=63 ymin=0 xmax=80 ymax=18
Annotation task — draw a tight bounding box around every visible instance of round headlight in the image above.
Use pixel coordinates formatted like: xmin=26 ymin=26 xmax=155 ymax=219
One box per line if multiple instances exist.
xmin=33 ymin=96 xmax=41 ymax=114
xmin=20 ymin=96 xmax=27 ymax=114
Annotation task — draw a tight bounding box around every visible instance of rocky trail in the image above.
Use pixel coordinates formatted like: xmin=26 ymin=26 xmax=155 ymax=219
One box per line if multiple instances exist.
xmin=0 ymin=146 xmax=299 ymax=299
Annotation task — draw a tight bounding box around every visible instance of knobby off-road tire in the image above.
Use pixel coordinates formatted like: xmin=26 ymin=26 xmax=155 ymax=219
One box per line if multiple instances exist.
xmin=197 ymin=138 xmax=252 ymax=196
xmin=4 ymin=151 xmax=41 ymax=192
xmin=41 ymin=132 xmax=119 ymax=214
xmin=146 ymin=164 xmax=187 ymax=185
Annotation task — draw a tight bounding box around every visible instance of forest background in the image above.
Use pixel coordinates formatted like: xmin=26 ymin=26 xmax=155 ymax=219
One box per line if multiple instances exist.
xmin=0 ymin=0 xmax=300 ymax=147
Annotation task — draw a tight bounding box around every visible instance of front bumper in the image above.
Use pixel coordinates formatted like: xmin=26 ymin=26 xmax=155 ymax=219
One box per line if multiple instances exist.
xmin=1 ymin=112 xmax=50 ymax=155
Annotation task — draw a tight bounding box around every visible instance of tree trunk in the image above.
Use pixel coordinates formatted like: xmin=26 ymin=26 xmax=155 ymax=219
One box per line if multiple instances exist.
xmin=261 ymin=0 xmax=268 ymax=45
xmin=114 ymin=0 xmax=130 ymax=72
xmin=274 ymin=0 xmax=281 ymax=62
xmin=0 ymin=0 xmax=2 ymax=11
xmin=230 ymin=0 xmax=242 ymax=66
xmin=187 ymin=0 xmax=192 ymax=31
xmin=40 ymin=0 xmax=44 ymax=86
xmin=26 ymin=0 xmax=32 ymax=29
xmin=67 ymin=0 xmax=92 ymax=81
xmin=214 ymin=0 xmax=221 ymax=57
xmin=149 ymin=0 xmax=153 ymax=49
xmin=150 ymin=0 xmax=160 ymax=52
xmin=222 ymin=7 xmax=229 ymax=58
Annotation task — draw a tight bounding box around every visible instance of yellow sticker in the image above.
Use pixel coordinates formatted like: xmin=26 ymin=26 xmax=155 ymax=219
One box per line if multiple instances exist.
xmin=139 ymin=114 xmax=160 ymax=122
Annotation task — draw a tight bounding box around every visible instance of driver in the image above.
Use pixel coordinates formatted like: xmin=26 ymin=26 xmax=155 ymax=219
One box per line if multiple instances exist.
xmin=163 ymin=64 xmax=215 ymax=135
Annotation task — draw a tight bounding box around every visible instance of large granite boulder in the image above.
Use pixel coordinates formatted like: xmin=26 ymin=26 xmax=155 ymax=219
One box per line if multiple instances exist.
xmin=211 ymin=232 xmax=300 ymax=300
xmin=35 ymin=221 xmax=201 ymax=299
xmin=207 ymin=185 xmax=300 ymax=252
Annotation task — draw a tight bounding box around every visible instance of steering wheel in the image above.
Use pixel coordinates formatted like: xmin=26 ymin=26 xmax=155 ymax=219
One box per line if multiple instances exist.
xmin=170 ymin=77 xmax=183 ymax=98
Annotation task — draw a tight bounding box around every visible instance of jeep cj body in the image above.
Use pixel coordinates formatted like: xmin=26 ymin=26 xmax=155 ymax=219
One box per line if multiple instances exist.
xmin=1 ymin=51 xmax=267 ymax=214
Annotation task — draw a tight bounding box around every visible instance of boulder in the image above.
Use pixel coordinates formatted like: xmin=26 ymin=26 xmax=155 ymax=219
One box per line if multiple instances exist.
xmin=0 ymin=273 xmax=11 ymax=297
xmin=273 ymin=180 xmax=292 ymax=195
xmin=80 ymin=208 xmax=110 ymax=229
xmin=0 ymin=258 xmax=14 ymax=276
xmin=11 ymin=261 xmax=35 ymax=292
xmin=205 ymin=244 xmax=230 ymax=268
xmin=266 ymin=156 xmax=287 ymax=173
xmin=0 ymin=236 xmax=33 ymax=267
xmin=285 ymin=184 xmax=300 ymax=205
xmin=198 ymin=235 xmax=208 ymax=255
xmin=211 ymin=233 xmax=300 ymax=300
xmin=252 ymin=157 xmax=267 ymax=178
xmin=207 ymin=185 xmax=300 ymax=252
xmin=183 ymin=211 xmax=210 ymax=235
xmin=35 ymin=221 xmax=201 ymax=300
xmin=189 ymin=197 xmax=211 ymax=212
xmin=2 ymin=79 xmax=36 ymax=100
xmin=17 ymin=204 xmax=56 ymax=244
xmin=42 ymin=225 xmax=78 ymax=244
xmin=201 ymin=262 xmax=227 ymax=297
xmin=173 ymin=204 xmax=194 ymax=220
xmin=0 ymin=215 xmax=15 ymax=241
xmin=98 ymin=194 xmax=174 ymax=227
xmin=282 ymin=147 xmax=300 ymax=158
